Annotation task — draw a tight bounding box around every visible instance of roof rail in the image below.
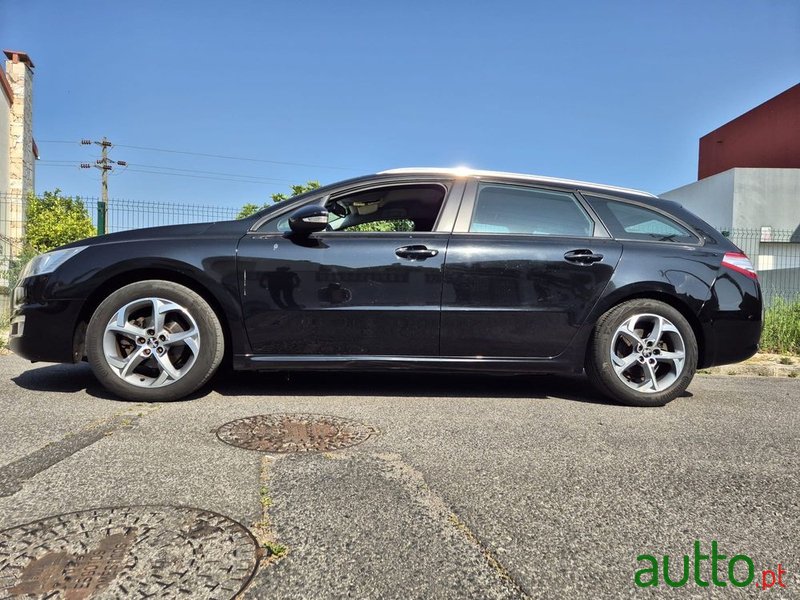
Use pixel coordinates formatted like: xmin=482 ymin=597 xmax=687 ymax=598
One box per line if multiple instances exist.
xmin=378 ymin=167 xmax=657 ymax=198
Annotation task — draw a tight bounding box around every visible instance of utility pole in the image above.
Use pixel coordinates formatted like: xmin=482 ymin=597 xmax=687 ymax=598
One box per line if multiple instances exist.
xmin=81 ymin=137 xmax=126 ymax=234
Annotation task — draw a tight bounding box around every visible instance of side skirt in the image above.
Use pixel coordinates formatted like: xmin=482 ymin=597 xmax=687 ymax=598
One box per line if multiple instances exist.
xmin=232 ymin=354 xmax=581 ymax=374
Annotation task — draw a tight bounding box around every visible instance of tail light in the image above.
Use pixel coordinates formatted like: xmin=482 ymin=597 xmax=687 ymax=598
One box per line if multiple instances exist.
xmin=722 ymin=252 xmax=758 ymax=280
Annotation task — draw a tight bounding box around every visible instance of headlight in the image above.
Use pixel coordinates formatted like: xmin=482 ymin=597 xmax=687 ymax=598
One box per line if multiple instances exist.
xmin=19 ymin=246 xmax=87 ymax=280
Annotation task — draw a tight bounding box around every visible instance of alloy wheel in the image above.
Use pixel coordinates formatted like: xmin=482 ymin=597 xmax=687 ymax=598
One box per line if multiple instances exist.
xmin=102 ymin=297 xmax=201 ymax=388
xmin=609 ymin=313 xmax=686 ymax=393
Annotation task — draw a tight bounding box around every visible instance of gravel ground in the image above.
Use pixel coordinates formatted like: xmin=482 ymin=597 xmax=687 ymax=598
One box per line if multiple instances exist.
xmin=0 ymin=354 xmax=797 ymax=599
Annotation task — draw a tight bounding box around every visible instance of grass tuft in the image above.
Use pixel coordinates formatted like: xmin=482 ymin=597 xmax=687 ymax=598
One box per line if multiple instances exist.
xmin=262 ymin=541 xmax=288 ymax=557
xmin=761 ymin=297 xmax=800 ymax=355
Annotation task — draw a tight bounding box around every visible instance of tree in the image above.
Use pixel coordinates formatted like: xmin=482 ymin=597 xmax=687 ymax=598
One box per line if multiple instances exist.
xmin=236 ymin=181 xmax=412 ymax=232
xmin=237 ymin=181 xmax=321 ymax=218
xmin=3 ymin=190 xmax=96 ymax=293
xmin=24 ymin=189 xmax=96 ymax=253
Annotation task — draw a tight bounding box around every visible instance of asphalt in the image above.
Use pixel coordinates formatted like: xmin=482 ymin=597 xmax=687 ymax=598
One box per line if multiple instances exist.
xmin=0 ymin=354 xmax=797 ymax=599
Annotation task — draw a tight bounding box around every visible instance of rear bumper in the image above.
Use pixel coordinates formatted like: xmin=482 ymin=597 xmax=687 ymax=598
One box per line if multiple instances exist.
xmin=700 ymin=317 xmax=761 ymax=368
xmin=7 ymin=276 xmax=83 ymax=363
xmin=698 ymin=271 xmax=763 ymax=368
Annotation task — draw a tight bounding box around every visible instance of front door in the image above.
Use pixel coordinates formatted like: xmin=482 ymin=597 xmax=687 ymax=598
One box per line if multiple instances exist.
xmin=238 ymin=180 xmax=461 ymax=356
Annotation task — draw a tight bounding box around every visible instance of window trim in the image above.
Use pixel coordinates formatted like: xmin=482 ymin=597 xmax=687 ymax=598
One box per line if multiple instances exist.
xmin=250 ymin=179 xmax=463 ymax=236
xmin=578 ymin=192 xmax=704 ymax=247
xmin=452 ymin=178 xmax=609 ymax=239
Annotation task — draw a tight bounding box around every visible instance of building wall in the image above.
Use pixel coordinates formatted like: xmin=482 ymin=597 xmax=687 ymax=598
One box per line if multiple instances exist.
xmin=661 ymin=169 xmax=735 ymax=230
xmin=0 ymin=82 xmax=9 ymax=196
xmin=6 ymin=58 xmax=34 ymax=200
xmin=662 ymin=168 xmax=800 ymax=233
xmin=698 ymin=84 xmax=800 ymax=180
xmin=732 ymin=168 xmax=800 ymax=234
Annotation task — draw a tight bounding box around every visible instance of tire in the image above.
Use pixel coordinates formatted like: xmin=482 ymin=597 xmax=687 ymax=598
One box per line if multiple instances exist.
xmin=585 ymin=299 xmax=697 ymax=407
xmin=86 ymin=280 xmax=224 ymax=401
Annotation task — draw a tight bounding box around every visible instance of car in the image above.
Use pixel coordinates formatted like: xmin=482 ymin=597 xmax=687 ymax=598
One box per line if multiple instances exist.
xmin=8 ymin=167 xmax=762 ymax=406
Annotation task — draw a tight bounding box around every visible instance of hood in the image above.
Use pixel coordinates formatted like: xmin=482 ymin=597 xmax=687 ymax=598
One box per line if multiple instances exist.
xmin=58 ymin=220 xmax=245 ymax=250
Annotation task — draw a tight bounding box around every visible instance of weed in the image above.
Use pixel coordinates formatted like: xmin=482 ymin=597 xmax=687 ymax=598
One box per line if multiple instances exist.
xmin=262 ymin=541 xmax=288 ymax=557
xmin=761 ymin=297 xmax=800 ymax=355
xmin=778 ymin=356 xmax=794 ymax=365
xmin=259 ymin=485 xmax=273 ymax=508
xmin=252 ymin=458 xmax=288 ymax=561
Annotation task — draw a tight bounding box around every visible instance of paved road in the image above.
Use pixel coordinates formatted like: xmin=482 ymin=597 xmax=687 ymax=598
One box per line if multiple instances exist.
xmin=0 ymin=354 xmax=797 ymax=599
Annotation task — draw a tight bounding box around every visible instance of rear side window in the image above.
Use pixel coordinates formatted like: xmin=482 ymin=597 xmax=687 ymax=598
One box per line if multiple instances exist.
xmin=470 ymin=184 xmax=594 ymax=237
xmin=585 ymin=196 xmax=699 ymax=244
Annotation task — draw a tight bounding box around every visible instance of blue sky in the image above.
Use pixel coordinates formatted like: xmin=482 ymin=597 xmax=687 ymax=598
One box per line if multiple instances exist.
xmin=1 ymin=0 xmax=798 ymax=208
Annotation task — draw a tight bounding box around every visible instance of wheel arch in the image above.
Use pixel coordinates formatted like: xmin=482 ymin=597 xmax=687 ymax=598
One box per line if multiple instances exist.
xmin=587 ymin=288 xmax=707 ymax=368
xmin=74 ymin=268 xmax=234 ymax=366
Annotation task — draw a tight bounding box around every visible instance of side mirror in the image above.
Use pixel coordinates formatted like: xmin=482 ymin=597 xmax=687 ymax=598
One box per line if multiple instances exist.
xmin=288 ymin=205 xmax=329 ymax=235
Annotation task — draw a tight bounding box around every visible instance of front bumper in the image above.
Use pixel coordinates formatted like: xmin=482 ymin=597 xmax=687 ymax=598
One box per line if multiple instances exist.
xmin=8 ymin=277 xmax=84 ymax=363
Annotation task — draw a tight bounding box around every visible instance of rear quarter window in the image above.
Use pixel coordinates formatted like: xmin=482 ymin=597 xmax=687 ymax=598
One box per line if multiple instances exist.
xmin=584 ymin=195 xmax=699 ymax=244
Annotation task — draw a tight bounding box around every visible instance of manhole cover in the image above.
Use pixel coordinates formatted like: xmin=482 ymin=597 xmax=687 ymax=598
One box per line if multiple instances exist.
xmin=216 ymin=413 xmax=378 ymax=453
xmin=0 ymin=506 xmax=259 ymax=600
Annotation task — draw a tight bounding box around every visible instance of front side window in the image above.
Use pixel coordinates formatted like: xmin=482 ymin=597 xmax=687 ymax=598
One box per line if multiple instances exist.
xmin=469 ymin=184 xmax=594 ymax=237
xmin=585 ymin=196 xmax=699 ymax=244
xmin=260 ymin=184 xmax=445 ymax=233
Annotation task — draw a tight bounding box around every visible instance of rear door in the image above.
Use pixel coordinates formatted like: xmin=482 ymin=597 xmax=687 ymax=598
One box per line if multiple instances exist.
xmin=441 ymin=180 xmax=622 ymax=358
xmin=238 ymin=179 xmax=464 ymax=356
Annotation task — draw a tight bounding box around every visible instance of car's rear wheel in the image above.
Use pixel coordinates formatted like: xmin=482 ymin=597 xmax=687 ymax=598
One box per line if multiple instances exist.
xmin=86 ymin=280 xmax=224 ymax=401
xmin=586 ymin=299 xmax=697 ymax=407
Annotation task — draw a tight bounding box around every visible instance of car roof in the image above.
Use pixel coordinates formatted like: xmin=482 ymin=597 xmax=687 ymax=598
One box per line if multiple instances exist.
xmin=378 ymin=167 xmax=658 ymax=199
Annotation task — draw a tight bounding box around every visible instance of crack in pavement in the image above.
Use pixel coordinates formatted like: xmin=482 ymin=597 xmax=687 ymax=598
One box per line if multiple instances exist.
xmin=242 ymin=448 xmax=531 ymax=598
xmin=251 ymin=455 xmax=288 ymax=561
xmin=373 ymin=452 xmax=533 ymax=599
xmin=0 ymin=404 xmax=161 ymax=498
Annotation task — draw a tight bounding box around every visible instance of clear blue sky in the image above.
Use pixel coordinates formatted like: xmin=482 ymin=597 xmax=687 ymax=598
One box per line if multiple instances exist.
xmin=1 ymin=0 xmax=798 ymax=207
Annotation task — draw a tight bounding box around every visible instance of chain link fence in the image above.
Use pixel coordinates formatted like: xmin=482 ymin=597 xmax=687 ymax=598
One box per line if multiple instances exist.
xmin=0 ymin=192 xmax=240 ymax=313
xmin=721 ymin=227 xmax=800 ymax=306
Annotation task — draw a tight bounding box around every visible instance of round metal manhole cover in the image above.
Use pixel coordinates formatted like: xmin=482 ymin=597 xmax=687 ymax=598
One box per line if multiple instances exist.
xmin=0 ymin=506 xmax=259 ymax=600
xmin=216 ymin=413 xmax=378 ymax=453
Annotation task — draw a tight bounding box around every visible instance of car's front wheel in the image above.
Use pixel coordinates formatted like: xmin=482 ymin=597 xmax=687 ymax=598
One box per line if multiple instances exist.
xmin=586 ymin=299 xmax=698 ymax=407
xmin=86 ymin=280 xmax=224 ymax=401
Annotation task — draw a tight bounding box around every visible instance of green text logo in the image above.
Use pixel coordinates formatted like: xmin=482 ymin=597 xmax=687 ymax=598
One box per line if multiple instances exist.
xmin=635 ymin=541 xmax=787 ymax=590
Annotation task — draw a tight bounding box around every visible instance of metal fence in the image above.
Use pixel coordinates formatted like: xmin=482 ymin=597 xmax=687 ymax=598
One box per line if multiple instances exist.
xmin=0 ymin=191 xmax=798 ymax=308
xmin=721 ymin=227 xmax=800 ymax=306
xmin=0 ymin=192 xmax=240 ymax=309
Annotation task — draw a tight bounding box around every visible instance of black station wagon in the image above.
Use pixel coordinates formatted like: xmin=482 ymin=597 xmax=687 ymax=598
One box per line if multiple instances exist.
xmin=9 ymin=168 xmax=762 ymax=406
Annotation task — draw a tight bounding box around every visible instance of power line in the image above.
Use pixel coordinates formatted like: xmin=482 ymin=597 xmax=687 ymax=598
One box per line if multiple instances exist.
xmin=125 ymin=163 xmax=295 ymax=182
xmin=38 ymin=159 xmax=295 ymax=183
xmin=37 ymin=139 xmax=360 ymax=172
xmin=115 ymin=144 xmax=358 ymax=171
xmin=123 ymin=168 xmax=286 ymax=185
xmin=39 ymin=160 xmax=295 ymax=185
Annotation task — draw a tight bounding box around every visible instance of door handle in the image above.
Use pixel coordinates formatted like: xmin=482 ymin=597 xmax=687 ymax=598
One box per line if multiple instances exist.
xmin=564 ymin=249 xmax=604 ymax=264
xmin=395 ymin=245 xmax=439 ymax=260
